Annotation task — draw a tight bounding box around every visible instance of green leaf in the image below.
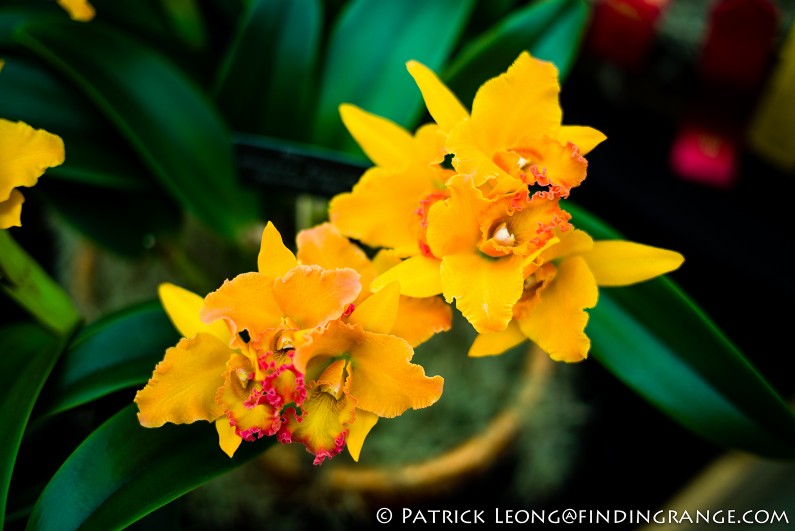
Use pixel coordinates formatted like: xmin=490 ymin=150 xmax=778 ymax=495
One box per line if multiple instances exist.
xmin=0 ymin=231 xmax=80 ymax=336
xmin=313 ymin=0 xmax=475 ymax=150
xmin=36 ymin=301 xmax=179 ymax=417
xmin=16 ymin=21 xmax=259 ymax=241
xmin=214 ymin=0 xmax=321 ymax=140
xmin=0 ymin=322 xmax=64 ymax=530
xmin=27 ymin=405 xmax=273 ymax=530
xmin=566 ymin=203 xmax=795 ymax=458
xmin=445 ymin=0 xmax=591 ymax=104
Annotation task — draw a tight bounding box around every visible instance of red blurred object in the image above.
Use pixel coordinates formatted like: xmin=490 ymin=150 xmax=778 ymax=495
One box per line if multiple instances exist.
xmin=699 ymin=0 xmax=778 ymax=90
xmin=670 ymin=122 xmax=738 ymax=189
xmin=587 ymin=0 xmax=672 ymax=69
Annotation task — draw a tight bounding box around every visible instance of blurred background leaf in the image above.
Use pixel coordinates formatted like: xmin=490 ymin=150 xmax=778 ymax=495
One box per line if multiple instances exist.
xmin=445 ymin=0 xmax=591 ymax=104
xmin=312 ymin=0 xmax=476 ymax=150
xmin=16 ymin=20 xmax=259 ymax=241
xmin=214 ymin=0 xmax=322 ymax=141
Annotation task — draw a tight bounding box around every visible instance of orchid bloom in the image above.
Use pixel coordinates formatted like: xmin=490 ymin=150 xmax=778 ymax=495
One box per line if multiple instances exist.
xmin=329 ymin=104 xmax=453 ymax=257
xmin=57 ymin=0 xmax=95 ymax=22
xmin=0 ymin=118 xmax=65 ymax=229
xmin=469 ymin=228 xmax=684 ymax=362
xmin=136 ymin=222 xmax=443 ymax=464
xmin=135 ymin=222 xmax=361 ymax=458
xmin=407 ymin=51 xmax=605 ymax=197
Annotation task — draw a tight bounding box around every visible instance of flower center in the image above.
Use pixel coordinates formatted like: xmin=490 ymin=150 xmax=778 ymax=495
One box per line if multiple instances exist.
xmin=491 ymin=222 xmax=515 ymax=246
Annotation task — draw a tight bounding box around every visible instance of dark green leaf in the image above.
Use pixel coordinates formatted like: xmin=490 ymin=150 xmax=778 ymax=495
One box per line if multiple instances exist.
xmin=313 ymin=0 xmax=475 ymax=150
xmin=566 ymin=203 xmax=795 ymax=458
xmin=214 ymin=0 xmax=321 ymax=140
xmin=36 ymin=301 xmax=179 ymax=417
xmin=0 ymin=56 xmax=148 ymax=190
xmin=445 ymin=0 xmax=591 ymax=104
xmin=16 ymin=21 xmax=259 ymax=240
xmin=0 ymin=323 xmax=64 ymax=530
xmin=27 ymin=405 xmax=273 ymax=530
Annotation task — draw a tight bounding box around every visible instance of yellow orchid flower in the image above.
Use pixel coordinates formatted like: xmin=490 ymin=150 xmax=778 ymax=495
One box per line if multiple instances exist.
xmin=407 ymin=51 xmax=606 ymax=197
xmin=469 ymin=229 xmax=685 ymax=362
xmin=375 ymin=174 xmax=572 ymax=334
xmin=57 ymin=0 xmax=95 ymax=22
xmin=285 ymin=286 xmax=444 ymax=464
xmin=329 ymin=104 xmax=454 ymax=256
xmin=296 ymin=222 xmax=452 ymax=348
xmin=135 ymin=222 xmax=361 ymax=458
xmin=0 ymin=118 xmax=65 ymax=229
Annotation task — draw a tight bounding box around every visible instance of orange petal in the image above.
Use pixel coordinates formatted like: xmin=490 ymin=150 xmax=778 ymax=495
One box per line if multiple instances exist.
xmin=339 ymin=103 xmax=415 ymax=168
xmin=348 ymin=281 xmax=400 ymax=334
xmin=440 ymin=253 xmax=524 ymax=333
xmin=468 ymin=320 xmax=526 ymax=357
xmin=135 ymin=333 xmax=228 ymax=427
xmin=347 ymin=409 xmax=379 ymax=462
xmin=447 ymin=120 xmax=506 ymax=185
xmin=216 ymin=417 xmax=242 ymax=458
xmin=580 ymin=240 xmax=685 ymax=287
xmin=515 ymin=136 xmax=588 ymax=197
xmin=158 ymin=283 xmax=230 ymax=343
xmin=517 ymin=256 xmax=598 ymax=362
xmin=274 ymin=265 xmax=361 ymax=329
xmin=258 ymin=221 xmax=297 ymax=278
xmin=406 ymin=60 xmax=469 ymax=133
xmin=0 ymin=119 xmax=64 ymax=202
xmin=349 ymin=330 xmax=443 ymax=418
xmin=426 ymin=174 xmax=485 ymax=257
xmin=201 ymin=272 xmax=283 ymax=338
xmin=0 ymin=189 xmax=24 ymax=229
xmin=370 ymin=255 xmax=442 ymax=298
xmin=391 ymin=295 xmax=452 ymax=347
xmin=293 ymin=320 xmax=366 ymax=376
xmin=296 ymin=222 xmax=376 ymax=289
xmin=469 ymin=52 xmax=561 ymax=156
xmin=412 ymin=123 xmax=448 ymax=165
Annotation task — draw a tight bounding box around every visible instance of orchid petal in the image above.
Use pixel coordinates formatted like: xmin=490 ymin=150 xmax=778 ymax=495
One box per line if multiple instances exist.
xmin=580 ymin=240 xmax=684 ymax=287
xmin=468 ymin=321 xmax=526 ymax=357
xmin=517 ymin=256 xmax=598 ymax=362
xmin=406 ymin=60 xmax=469 ymax=133
xmin=135 ymin=333 xmax=228 ymax=427
xmin=158 ymin=283 xmax=230 ymax=343
xmin=258 ymin=221 xmax=297 ymax=279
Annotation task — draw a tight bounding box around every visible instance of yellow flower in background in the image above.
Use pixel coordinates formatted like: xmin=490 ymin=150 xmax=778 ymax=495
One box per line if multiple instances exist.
xmin=469 ymin=229 xmax=684 ymax=362
xmin=0 ymin=118 xmax=65 ymax=229
xmin=329 ymin=104 xmax=454 ymax=256
xmin=407 ymin=51 xmax=605 ymax=198
xmin=57 ymin=0 xmax=95 ymax=22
